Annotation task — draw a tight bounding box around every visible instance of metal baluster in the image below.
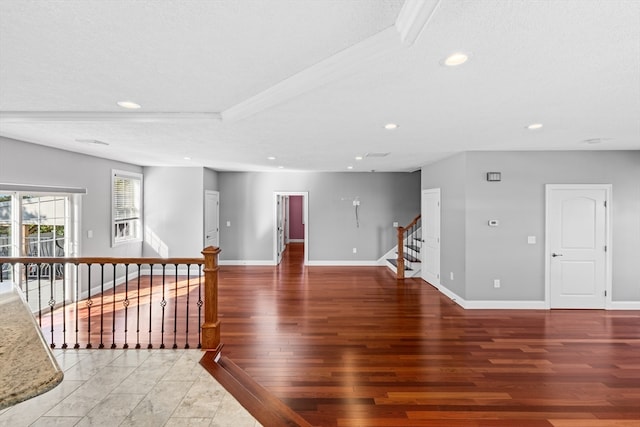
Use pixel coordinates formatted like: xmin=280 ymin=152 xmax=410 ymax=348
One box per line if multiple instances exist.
xmin=23 ymin=263 xmax=28 ymax=303
xmin=197 ymin=266 xmax=202 ymax=349
xmin=147 ymin=265 xmax=153 ymax=349
xmin=184 ymin=264 xmax=191 ymax=349
xmin=173 ymin=264 xmax=178 ymax=349
xmin=99 ymin=263 xmax=105 ymax=349
xmin=135 ymin=264 xmax=141 ymax=349
xmin=111 ymin=263 xmax=117 ymax=349
xmin=123 ymin=264 xmax=130 ymax=349
xmin=49 ymin=262 xmax=55 ymax=348
xmin=74 ymin=263 xmax=80 ymax=349
xmin=62 ymin=263 xmax=67 ymax=349
xmin=37 ymin=263 xmax=42 ymax=326
xmin=87 ymin=264 xmax=93 ymax=349
xmin=160 ymin=264 xmax=166 ymax=349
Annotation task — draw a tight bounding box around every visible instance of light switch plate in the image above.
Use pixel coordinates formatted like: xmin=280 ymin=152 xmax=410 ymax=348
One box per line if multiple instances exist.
xmin=528 ymin=236 xmax=536 ymax=244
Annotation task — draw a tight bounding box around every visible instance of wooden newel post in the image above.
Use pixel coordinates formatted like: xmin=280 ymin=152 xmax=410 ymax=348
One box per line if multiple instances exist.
xmin=201 ymin=246 xmax=222 ymax=350
xmin=396 ymin=227 xmax=405 ymax=280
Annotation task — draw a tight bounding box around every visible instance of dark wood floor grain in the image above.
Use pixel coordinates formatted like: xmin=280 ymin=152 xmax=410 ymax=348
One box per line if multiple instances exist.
xmin=211 ymin=243 xmax=640 ymax=427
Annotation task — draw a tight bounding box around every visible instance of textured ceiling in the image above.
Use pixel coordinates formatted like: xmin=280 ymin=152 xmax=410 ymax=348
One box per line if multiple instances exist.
xmin=0 ymin=0 xmax=638 ymax=172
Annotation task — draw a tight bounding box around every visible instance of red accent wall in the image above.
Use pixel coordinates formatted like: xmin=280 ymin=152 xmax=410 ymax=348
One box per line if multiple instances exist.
xmin=289 ymin=196 xmax=304 ymax=240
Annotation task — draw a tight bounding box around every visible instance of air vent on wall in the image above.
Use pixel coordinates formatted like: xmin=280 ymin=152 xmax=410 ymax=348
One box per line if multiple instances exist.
xmin=365 ymin=152 xmax=390 ymax=158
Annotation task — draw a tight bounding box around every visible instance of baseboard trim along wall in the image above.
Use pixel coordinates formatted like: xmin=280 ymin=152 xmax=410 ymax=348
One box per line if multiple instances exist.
xmin=219 ymin=260 xmax=277 ymax=266
xmin=306 ymin=260 xmax=381 ymax=266
xmin=432 ymin=283 xmax=547 ymax=310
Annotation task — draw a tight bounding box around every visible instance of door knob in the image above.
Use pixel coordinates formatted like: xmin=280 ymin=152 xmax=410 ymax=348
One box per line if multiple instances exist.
xmin=552 ymin=253 xmax=563 ymax=257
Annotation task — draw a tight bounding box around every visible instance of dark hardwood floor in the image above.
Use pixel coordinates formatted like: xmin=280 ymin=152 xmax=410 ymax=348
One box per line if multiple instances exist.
xmin=208 ymin=243 xmax=640 ymax=427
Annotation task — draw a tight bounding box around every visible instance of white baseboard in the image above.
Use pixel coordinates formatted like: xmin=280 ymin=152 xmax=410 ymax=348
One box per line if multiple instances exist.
xmin=306 ymin=260 xmax=380 ymax=266
xmin=608 ymin=301 xmax=640 ymax=310
xmin=219 ymin=260 xmax=277 ymax=266
xmin=288 ymin=239 xmax=304 ymax=243
xmin=431 ymin=283 xmax=547 ymax=309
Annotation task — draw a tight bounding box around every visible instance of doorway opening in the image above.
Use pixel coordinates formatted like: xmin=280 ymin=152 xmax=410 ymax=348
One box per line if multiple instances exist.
xmin=273 ymin=192 xmax=308 ymax=266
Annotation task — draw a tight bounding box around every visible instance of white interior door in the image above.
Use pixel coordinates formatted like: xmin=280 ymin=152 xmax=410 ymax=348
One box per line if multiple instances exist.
xmin=421 ymin=189 xmax=441 ymax=286
xmin=204 ymin=191 xmax=219 ymax=247
xmin=546 ymin=185 xmax=609 ymax=308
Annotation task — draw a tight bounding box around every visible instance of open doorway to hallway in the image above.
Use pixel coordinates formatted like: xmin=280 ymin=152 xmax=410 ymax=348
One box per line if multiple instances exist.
xmin=273 ymin=192 xmax=308 ymax=266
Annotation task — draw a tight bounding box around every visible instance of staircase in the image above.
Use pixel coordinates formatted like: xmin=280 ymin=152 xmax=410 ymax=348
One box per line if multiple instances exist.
xmin=385 ymin=215 xmax=422 ymax=279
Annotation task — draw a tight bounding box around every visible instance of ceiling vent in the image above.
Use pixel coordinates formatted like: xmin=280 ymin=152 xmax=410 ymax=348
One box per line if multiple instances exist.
xmin=365 ymin=152 xmax=390 ymax=158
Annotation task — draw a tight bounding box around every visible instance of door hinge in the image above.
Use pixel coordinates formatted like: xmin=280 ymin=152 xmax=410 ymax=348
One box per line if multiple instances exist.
xmin=604 ymin=200 xmax=607 ymax=207
xmin=604 ymin=245 xmax=607 ymax=252
xmin=437 ymin=273 xmax=440 ymax=279
xmin=604 ymin=290 xmax=607 ymax=297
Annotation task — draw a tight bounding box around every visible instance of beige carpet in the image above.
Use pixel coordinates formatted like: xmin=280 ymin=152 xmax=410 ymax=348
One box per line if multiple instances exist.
xmin=0 ymin=283 xmax=63 ymax=409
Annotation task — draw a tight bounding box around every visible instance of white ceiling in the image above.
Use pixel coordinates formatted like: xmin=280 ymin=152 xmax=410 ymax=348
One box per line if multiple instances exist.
xmin=1 ymin=0 xmax=638 ymax=172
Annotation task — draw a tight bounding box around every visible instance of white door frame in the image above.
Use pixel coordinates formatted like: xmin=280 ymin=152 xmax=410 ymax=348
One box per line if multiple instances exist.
xmin=273 ymin=191 xmax=308 ymax=265
xmin=544 ymin=184 xmax=612 ymax=309
xmin=204 ymin=190 xmax=220 ymax=248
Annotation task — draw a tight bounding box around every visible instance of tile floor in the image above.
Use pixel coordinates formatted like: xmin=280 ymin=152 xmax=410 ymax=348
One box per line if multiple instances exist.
xmin=0 ymin=349 xmax=262 ymax=427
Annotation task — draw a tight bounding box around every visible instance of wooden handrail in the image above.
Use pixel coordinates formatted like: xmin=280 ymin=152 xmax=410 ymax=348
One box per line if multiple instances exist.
xmin=396 ymin=215 xmax=421 ymax=280
xmin=402 ymin=214 xmax=421 ymax=231
xmin=0 ymin=256 xmax=204 ymax=265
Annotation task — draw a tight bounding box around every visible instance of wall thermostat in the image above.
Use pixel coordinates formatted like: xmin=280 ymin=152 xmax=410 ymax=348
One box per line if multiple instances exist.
xmin=488 ymin=220 xmax=499 ymax=227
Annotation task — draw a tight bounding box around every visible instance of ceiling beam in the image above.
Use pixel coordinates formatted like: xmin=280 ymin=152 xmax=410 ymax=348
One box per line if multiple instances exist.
xmin=395 ymin=0 xmax=442 ymax=47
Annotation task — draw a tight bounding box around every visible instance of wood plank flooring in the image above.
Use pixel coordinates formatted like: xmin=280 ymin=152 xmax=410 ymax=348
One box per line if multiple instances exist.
xmin=209 ymin=243 xmax=640 ymax=427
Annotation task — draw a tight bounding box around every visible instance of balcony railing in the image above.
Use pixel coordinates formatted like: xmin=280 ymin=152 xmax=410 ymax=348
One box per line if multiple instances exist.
xmin=0 ymin=246 xmax=221 ymax=351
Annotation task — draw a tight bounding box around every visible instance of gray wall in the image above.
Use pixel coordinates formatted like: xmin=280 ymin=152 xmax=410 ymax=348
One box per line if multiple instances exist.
xmin=218 ymin=171 xmax=421 ymax=262
xmin=143 ymin=167 xmax=205 ymax=257
xmin=203 ymin=168 xmax=219 ymax=191
xmin=420 ymin=153 xmax=467 ymax=297
xmin=0 ymin=137 xmax=143 ymax=257
xmin=422 ymin=150 xmax=640 ymax=303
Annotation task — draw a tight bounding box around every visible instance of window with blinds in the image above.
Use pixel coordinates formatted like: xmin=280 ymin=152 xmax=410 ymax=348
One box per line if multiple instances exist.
xmin=112 ymin=170 xmax=142 ymax=246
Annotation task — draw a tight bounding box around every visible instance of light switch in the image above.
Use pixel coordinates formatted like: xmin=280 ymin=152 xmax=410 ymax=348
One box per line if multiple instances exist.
xmin=87 ymin=230 xmax=93 ymax=238
xmin=528 ymin=236 xmax=536 ymax=244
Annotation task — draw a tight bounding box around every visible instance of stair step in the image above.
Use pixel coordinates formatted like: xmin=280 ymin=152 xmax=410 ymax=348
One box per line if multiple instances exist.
xmin=405 ymin=244 xmax=421 ymax=252
xmin=386 ymin=258 xmax=411 ymax=271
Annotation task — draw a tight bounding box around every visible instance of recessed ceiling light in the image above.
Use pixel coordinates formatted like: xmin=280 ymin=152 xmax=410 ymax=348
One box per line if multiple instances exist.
xmin=443 ymin=52 xmax=469 ymax=67
xmin=384 ymin=123 xmax=398 ymax=130
xmin=355 ymin=156 xmax=363 ymax=161
xmin=183 ymin=156 xmax=191 ymax=160
xmin=267 ymin=156 xmax=276 ymax=160
xmin=347 ymin=166 xmax=354 ymax=170
xmin=527 ymin=123 xmax=543 ymax=130
xmin=278 ymin=165 xmax=284 ymax=169
xmin=117 ymin=101 xmax=141 ymax=109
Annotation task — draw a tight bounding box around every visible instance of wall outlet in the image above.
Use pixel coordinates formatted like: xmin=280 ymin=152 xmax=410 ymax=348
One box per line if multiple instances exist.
xmin=528 ymin=236 xmax=536 ymax=244
xmin=494 ymin=279 xmax=501 ymax=288
xmin=226 ymin=221 xmax=231 ymax=227
xmin=450 ymin=272 xmax=454 ymax=281
xmin=353 ymin=247 xmax=357 ymax=254
xmin=393 ymin=221 xmax=399 ymax=227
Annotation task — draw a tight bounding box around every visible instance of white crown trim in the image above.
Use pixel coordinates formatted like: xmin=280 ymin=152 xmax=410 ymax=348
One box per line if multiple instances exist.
xmin=395 ymin=0 xmax=442 ymax=46
xmin=0 ymin=112 xmax=221 ymax=123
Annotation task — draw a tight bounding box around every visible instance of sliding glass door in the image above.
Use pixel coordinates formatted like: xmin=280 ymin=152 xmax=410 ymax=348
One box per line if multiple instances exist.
xmin=1 ymin=192 xmax=74 ymax=311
